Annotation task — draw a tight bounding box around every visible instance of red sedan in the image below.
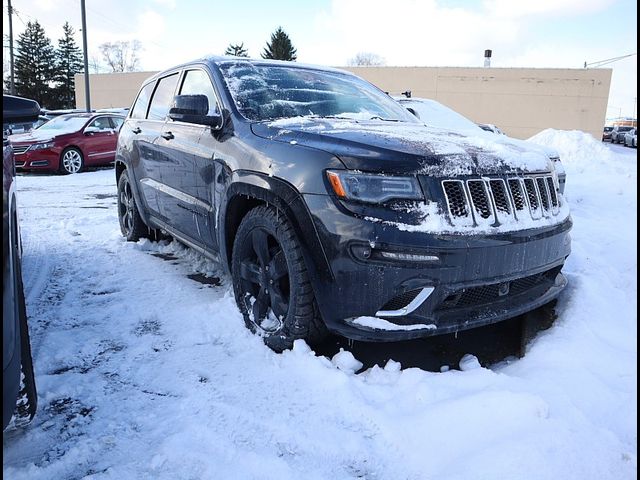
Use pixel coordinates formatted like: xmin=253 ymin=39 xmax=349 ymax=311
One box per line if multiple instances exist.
xmin=9 ymin=113 xmax=125 ymax=174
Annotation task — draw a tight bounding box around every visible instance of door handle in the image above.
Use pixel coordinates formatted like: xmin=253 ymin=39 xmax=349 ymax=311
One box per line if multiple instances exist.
xmin=131 ymin=127 xmax=142 ymax=134
xmin=161 ymin=131 xmax=174 ymax=140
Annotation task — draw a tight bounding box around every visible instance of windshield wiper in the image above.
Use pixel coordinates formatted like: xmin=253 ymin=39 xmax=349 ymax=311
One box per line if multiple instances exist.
xmin=368 ymin=116 xmax=399 ymax=122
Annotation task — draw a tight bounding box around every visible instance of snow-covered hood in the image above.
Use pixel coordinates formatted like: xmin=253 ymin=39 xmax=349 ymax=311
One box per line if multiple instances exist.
xmin=252 ymin=118 xmax=552 ymax=176
xmin=9 ymin=129 xmax=58 ymax=144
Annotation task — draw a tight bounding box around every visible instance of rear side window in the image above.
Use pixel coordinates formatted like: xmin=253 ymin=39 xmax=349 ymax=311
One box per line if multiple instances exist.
xmin=148 ymin=73 xmax=180 ymax=121
xmin=179 ymin=69 xmax=220 ymax=115
xmin=130 ymin=82 xmax=155 ymax=119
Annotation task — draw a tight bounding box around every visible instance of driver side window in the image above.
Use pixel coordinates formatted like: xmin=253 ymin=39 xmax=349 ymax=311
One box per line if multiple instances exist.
xmin=179 ymin=69 xmax=220 ymax=116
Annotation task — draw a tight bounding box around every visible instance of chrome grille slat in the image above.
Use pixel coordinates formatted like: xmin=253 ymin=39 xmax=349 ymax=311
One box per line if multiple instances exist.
xmin=11 ymin=145 xmax=29 ymax=155
xmin=440 ymin=174 xmax=561 ymax=226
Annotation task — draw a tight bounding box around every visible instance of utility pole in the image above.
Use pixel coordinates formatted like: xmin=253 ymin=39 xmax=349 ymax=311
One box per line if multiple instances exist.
xmin=80 ymin=0 xmax=91 ymax=111
xmin=8 ymin=0 xmax=15 ymax=94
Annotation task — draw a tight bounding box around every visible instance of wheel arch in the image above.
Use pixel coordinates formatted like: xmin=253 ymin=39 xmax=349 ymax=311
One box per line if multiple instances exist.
xmin=220 ymin=173 xmax=333 ymax=285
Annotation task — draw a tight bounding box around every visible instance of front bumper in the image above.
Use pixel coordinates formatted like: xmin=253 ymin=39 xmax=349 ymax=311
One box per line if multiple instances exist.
xmin=303 ymin=194 xmax=572 ymax=341
xmin=13 ymin=147 xmax=59 ymax=171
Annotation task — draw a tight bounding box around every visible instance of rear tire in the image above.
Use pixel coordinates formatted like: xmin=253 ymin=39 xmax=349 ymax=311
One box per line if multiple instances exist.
xmin=231 ymin=205 xmax=327 ymax=351
xmin=117 ymin=170 xmax=149 ymax=242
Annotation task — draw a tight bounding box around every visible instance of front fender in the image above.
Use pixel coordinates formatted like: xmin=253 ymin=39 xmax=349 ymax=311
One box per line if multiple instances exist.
xmin=219 ymin=171 xmax=333 ymax=284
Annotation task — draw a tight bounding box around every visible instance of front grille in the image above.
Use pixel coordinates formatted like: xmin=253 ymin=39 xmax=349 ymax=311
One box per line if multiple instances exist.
xmin=379 ymin=289 xmax=422 ymax=312
xmin=11 ymin=145 xmax=29 ymax=155
xmin=438 ymin=267 xmax=561 ymax=311
xmin=442 ymin=174 xmax=560 ymax=226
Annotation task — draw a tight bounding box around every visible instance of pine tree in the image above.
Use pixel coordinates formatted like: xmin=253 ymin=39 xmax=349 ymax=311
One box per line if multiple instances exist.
xmin=12 ymin=21 xmax=57 ymax=107
xmin=54 ymin=22 xmax=84 ymax=108
xmin=224 ymin=42 xmax=249 ymax=57
xmin=261 ymin=27 xmax=297 ymax=61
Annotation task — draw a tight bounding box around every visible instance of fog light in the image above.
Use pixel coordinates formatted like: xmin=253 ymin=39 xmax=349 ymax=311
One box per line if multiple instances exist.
xmin=377 ymin=251 xmax=440 ymax=263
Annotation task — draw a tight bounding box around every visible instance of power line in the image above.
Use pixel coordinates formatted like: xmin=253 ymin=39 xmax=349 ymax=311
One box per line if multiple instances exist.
xmin=584 ymin=52 xmax=636 ymax=68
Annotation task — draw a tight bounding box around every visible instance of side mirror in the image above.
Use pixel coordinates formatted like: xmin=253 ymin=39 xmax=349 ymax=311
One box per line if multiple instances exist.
xmin=168 ymin=94 xmax=223 ymax=129
xmin=84 ymin=126 xmax=100 ymax=135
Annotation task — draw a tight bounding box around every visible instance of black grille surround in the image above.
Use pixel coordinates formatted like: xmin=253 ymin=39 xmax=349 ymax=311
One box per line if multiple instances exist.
xmin=441 ymin=174 xmax=561 ymax=226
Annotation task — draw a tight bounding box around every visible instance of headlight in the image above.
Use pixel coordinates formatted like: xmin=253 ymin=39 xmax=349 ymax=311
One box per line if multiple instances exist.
xmin=29 ymin=142 xmax=54 ymax=151
xmin=326 ymin=170 xmax=423 ymax=203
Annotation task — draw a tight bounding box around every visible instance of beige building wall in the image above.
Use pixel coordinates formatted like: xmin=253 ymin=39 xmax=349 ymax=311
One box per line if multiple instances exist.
xmin=77 ymin=66 xmax=611 ymax=140
xmin=75 ymin=71 xmax=157 ymax=111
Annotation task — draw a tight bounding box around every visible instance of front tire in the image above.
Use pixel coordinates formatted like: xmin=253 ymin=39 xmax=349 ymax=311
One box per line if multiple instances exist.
xmin=117 ymin=170 xmax=149 ymax=241
xmin=59 ymin=147 xmax=83 ymax=174
xmin=231 ymin=206 xmax=327 ymax=351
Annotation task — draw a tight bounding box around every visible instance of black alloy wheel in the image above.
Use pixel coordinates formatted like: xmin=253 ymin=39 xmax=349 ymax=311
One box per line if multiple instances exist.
xmin=117 ymin=170 xmax=148 ymax=241
xmin=232 ymin=206 xmax=327 ymax=351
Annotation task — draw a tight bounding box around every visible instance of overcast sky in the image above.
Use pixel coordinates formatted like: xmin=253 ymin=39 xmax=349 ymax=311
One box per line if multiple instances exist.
xmin=3 ymin=0 xmax=637 ymax=117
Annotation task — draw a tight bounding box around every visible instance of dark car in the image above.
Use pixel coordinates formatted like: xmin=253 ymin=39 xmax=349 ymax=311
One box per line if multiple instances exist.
xmin=3 ymin=95 xmax=38 ymax=430
xmin=610 ymin=125 xmax=634 ymax=144
xmin=9 ymin=112 xmax=125 ymax=174
xmin=115 ymin=57 xmax=571 ymax=351
xmin=602 ymin=126 xmax=614 ymax=142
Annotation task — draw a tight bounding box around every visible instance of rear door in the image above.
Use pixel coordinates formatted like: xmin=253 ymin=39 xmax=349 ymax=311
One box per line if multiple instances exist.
xmin=126 ymin=81 xmax=163 ymax=217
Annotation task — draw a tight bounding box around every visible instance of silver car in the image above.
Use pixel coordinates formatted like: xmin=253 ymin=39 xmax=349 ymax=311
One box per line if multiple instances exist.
xmin=623 ymin=128 xmax=637 ymax=148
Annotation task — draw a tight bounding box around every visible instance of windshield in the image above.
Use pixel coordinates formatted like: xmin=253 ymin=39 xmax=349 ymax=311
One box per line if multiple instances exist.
xmin=219 ymin=62 xmax=418 ymax=123
xmin=37 ymin=115 xmax=88 ymax=133
xmin=617 ymin=126 xmax=633 ymax=132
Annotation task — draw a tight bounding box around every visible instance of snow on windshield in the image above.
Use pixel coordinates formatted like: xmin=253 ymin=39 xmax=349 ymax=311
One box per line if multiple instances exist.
xmin=37 ymin=115 xmax=88 ymax=133
xmin=218 ymin=61 xmax=417 ymax=123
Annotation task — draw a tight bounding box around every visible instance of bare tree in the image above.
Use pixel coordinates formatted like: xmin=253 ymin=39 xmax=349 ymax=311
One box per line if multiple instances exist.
xmin=99 ymin=40 xmax=142 ymax=72
xmin=347 ymin=52 xmax=386 ymax=66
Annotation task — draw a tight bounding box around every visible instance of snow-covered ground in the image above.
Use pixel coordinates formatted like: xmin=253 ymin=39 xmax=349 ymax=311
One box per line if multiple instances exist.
xmin=2 ymin=133 xmax=637 ymax=480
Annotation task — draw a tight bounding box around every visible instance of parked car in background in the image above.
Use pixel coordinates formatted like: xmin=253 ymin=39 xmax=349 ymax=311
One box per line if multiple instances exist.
xmin=41 ymin=108 xmax=92 ymax=118
xmin=396 ymin=96 xmax=566 ymax=193
xmin=477 ymin=123 xmax=505 ymax=135
xmin=602 ymin=126 xmax=613 ymax=142
xmin=3 ymin=95 xmax=38 ymax=430
xmin=115 ymin=57 xmax=571 ymax=351
xmin=623 ymin=128 xmax=637 ymax=148
xmin=610 ymin=125 xmax=634 ymax=144
xmin=9 ymin=112 xmax=125 ymax=174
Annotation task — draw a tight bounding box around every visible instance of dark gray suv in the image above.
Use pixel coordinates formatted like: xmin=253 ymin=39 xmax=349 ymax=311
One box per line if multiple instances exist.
xmin=115 ymin=57 xmax=571 ymax=351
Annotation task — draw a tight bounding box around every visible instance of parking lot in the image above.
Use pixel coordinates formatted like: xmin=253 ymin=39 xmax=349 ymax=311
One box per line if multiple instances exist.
xmin=1 ymin=136 xmax=635 ymax=479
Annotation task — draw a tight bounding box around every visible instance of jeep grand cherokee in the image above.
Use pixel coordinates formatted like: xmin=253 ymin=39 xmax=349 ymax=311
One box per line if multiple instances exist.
xmin=115 ymin=57 xmax=571 ymax=351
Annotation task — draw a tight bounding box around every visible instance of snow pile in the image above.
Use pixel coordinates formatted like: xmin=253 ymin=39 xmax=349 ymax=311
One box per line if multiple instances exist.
xmin=528 ymin=129 xmax=616 ymax=169
xmin=2 ymin=137 xmax=637 ymax=480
